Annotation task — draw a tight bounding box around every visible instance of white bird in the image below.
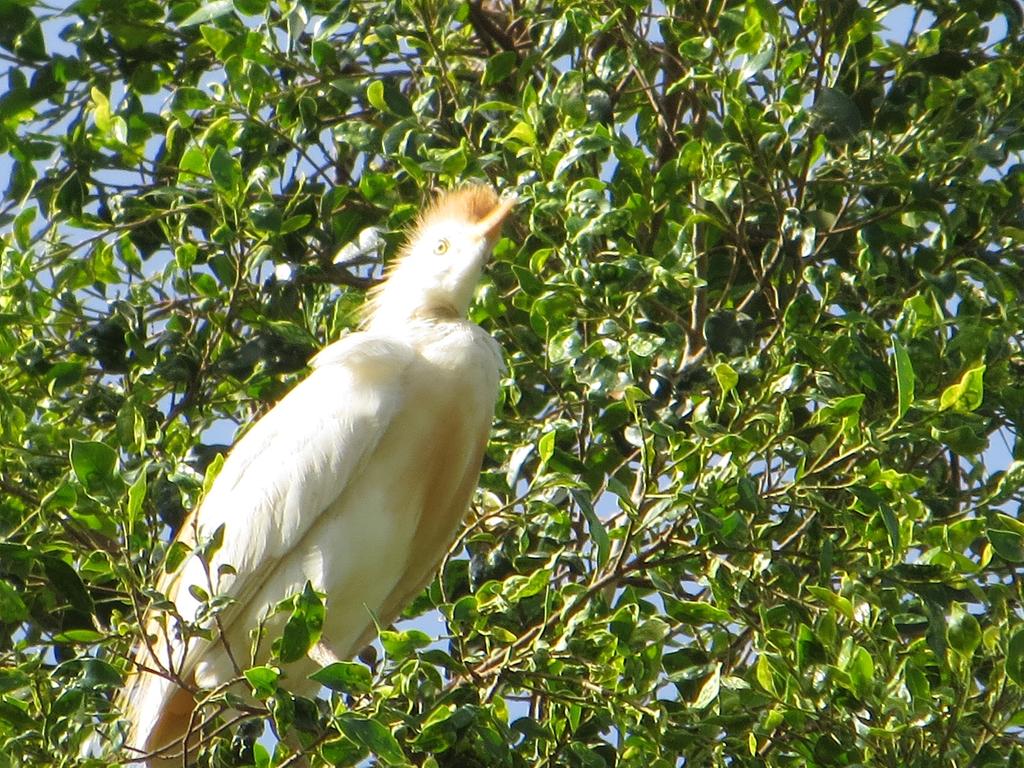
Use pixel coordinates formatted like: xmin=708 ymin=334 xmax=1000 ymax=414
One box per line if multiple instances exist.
xmin=117 ymin=185 xmax=514 ymax=765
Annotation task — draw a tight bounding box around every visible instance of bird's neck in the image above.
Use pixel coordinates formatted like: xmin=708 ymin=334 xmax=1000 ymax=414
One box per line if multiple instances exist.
xmin=362 ymin=281 xmax=466 ymax=333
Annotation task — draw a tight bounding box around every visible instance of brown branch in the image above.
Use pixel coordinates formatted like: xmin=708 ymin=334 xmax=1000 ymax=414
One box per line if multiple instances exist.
xmin=294 ymin=263 xmax=380 ymax=290
xmin=467 ymin=1 xmax=520 ymax=56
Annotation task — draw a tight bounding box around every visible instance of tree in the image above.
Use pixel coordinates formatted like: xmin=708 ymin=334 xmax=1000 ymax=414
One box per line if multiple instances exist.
xmin=1 ymin=0 xmax=1024 ymax=764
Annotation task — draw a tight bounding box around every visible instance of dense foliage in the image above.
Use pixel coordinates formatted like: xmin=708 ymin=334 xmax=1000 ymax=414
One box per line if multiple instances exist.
xmin=2 ymin=0 xmax=1024 ymax=765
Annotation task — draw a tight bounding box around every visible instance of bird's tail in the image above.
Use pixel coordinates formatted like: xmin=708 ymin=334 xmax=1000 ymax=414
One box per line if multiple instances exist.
xmin=79 ymin=657 xmax=194 ymax=767
xmin=118 ymin=661 xmax=197 ymax=767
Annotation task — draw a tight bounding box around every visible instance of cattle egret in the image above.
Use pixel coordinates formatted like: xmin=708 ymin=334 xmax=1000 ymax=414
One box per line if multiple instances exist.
xmin=118 ymin=185 xmax=514 ymax=765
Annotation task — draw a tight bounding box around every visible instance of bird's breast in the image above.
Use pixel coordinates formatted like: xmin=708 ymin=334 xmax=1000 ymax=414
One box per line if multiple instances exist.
xmin=293 ymin=323 xmax=501 ymax=654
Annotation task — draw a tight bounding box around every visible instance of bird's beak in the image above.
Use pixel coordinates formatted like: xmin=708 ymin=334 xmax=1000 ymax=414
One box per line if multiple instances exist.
xmin=476 ymin=194 xmax=517 ymax=244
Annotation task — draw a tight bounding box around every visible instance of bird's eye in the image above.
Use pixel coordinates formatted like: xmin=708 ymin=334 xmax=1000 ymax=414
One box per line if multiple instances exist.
xmin=433 ymin=238 xmax=449 ymax=255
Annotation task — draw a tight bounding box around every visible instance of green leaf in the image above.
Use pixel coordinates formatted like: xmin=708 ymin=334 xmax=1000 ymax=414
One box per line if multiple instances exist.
xmin=810 ymin=394 xmax=865 ymax=426
xmin=547 ymin=324 xmax=581 ymax=364
xmin=504 ymin=568 xmax=551 ymax=602
xmin=1008 ymin=628 xmax=1024 ymax=687
xmin=783 ymin=294 xmax=818 ymax=329
xmin=165 ymin=541 xmax=191 ymax=574
xmin=931 ymin=424 xmax=988 ymax=455
xmin=52 ymin=629 xmax=104 ymax=643
xmin=202 ymin=453 xmax=226 ymax=496
xmin=249 ymin=202 xmax=282 ymax=232
xmin=209 ymin=145 xmax=241 ymax=193
xmin=253 ymin=743 xmax=271 ymax=768
xmin=940 ymin=364 xmax=986 ymax=412
xmin=280 ymin=213 xmax=312 ymax=234
xmin=126 ymin=470 xmax=147 ymax=523
xmin=6 ymin=8 xmax=45 ymax=60
xmin=571 ymin=489 xmax=609 ymax=567
xmin=380 ymin=628 xmax=431 ymax=660
xmin=538 ymin=430 xmax=555 ymax=465
xmin=740 ymin=47 xmax=773 ymax=81
xmin=0 ymin=697 xmax=33 ymax=730
xmin=947 ymin=603 xmax=981 ymax=658
xmin=180 ymin=0 xmax=234 ymax=27
xmin=308 ymin=661 xmax=372 ymax=694
xmin=244 ymin=665 xmax=280 ymax=697
xmin=260 ymin=318 xmax=318 ymax=347
xmin=233 ymin=0 xmax=266 ymax=14
xmin=806 ymin=586 xmax=854 ymax=620
xmin=502 ymin=121 xmax=537 ymax=147
xmin=692 ymin=663 xmax=721 ymax=709
xmin=269 ymin=687 xmax=295 ymax=734
xmin=483 ymin=51 xmax=518 ymax=86
xmin=848 ymin=645 xmax=874 ymax=698
xmin=665 ymin=597 xmax=732 ymax=625
xmin=91 ymin=86 xmax=111 ymax=135
xmin=13 ymin=205 xmax=35 ymax=249
xmin=365 ymin=79 xmax=410 ymax=116
xmin=74 ymin=658 xmax=123 ymax=689
xmin=192 ymin=272 xmax=220 ymax=297
xmin=988 ymin=514 xmax=1024 ymax=563
xmin=200 ymin=24 xmax=232 ymax=55
xmin=46 ymin=361 xmax=85 ymax=392
xmin=322 ymin=737 xmax=368 ymax=765
xmin=713 ymin=361 xmax=739 ymax=398
xmin=0 ymin=580 xmax=28 ymax=623
xmin=0 ymin=87 xmax=40 ymax=122
xmin=178 ymin=147 xmax=206 ymax=181
xmin=511 ymin=264 xmax=544 ymax=295
xmin=991 ymin=461 xmax=1024 ymax=505
xmin=878 ymin=503 xmax=901 ymax=554
xmin=70 ymin=439 xmax=119 ymax=497
xmin=55 ymin=170 xmax=86 ymax=218
xmin=173 ymin=88 xmax=212 ymax=112
xmin=337 ymin=714 xmax=406 ymax=765
xmin=892 ymin=338 xmax=914 ymax=419
xmin=277 ymin=583 xmax=324 ymax=664
xmin=756 ymin=654 xmax=777 ymax=695
xmin=796 ymin=624 xmax=826 ymax=666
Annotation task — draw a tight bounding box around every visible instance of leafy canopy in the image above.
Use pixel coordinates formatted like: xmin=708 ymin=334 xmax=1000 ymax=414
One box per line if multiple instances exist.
xmin=1 ymin=0 xmax=1024 ymax=766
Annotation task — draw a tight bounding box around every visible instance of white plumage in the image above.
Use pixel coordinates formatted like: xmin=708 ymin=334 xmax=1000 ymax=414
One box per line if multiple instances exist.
xmin=117 ymin=186 xmax=514 ymax=765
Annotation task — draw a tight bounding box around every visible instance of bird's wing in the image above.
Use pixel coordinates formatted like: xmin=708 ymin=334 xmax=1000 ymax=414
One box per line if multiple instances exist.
xmin=158 ymin=332 xmax=416 ymax=666
xmin=347 ymin=411 xmax=494 ymax=653
xmin=122 ymin=333 xmax=417 ymax=759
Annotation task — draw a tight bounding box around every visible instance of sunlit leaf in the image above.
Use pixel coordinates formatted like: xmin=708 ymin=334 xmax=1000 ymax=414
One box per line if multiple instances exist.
xmin=276 ymin=583 xmax=324 ymax=664
xmin=940 ymin=364 xmax=986 ymax=413
xmin=337 ymin=714 xmax=405 ymax=765
xmin=180 ymin=0 xmax=234 ymax=27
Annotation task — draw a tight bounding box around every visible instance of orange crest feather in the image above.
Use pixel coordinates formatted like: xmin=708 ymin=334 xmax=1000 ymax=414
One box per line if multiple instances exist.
xmin=360 ymin=184 xmax=504 ymax=326
xmin=416 ymin=185 xmax=501 ymax=231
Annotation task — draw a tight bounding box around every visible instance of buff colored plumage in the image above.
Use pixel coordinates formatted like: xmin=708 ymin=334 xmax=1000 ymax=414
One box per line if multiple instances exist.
xmin=115 ymin=185 xmax=514 ymax=765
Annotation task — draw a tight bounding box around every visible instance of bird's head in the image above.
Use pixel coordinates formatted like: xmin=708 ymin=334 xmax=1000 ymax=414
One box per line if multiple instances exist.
xmin=364 ymin=185 xmax=515 ymax=329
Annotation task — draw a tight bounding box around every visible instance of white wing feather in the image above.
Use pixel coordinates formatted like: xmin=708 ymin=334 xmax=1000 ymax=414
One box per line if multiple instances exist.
xmin=168 ymin=333 xmax=415 ymax=632
xmin=123 ymin=333 xmax=415 ymax=759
